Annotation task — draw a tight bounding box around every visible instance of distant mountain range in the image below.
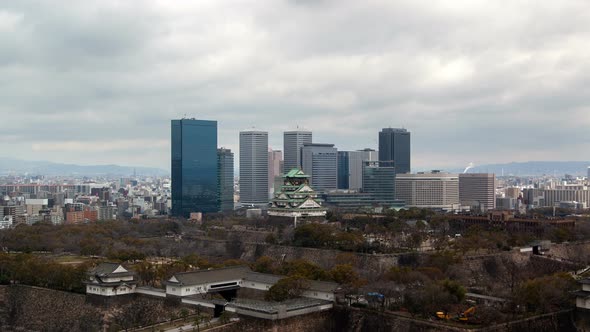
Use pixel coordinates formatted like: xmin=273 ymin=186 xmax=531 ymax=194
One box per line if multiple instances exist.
xmin=447 ymin=161 xmax=590 ymax=176
xmin=0 ymin=158 xmax=169 ymax=177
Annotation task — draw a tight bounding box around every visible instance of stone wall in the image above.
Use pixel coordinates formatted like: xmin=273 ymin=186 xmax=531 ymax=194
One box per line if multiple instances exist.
xmin=240 ymin=243 xmax=399 ymax=277
xmin=1 ymin=285 xmax=203 ymax=332
xmin=212 ymin=307 xmax=576 ymax=332
xmin=4 ymin=285 xmax=103 ymax=332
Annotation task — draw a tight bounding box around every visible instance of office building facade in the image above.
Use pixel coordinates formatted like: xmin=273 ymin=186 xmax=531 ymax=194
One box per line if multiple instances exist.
xmin=396 ymin=171 xmax=459 ymax=210
xmin=362 ymin=161 xmax=397 ymax=206
xmin=379 ymin=128 xmax=411 ymax=174
xmin=171 ymin=119 xmax=219 ymax=217
xmin=268 ymin=149 xmax=283 ymax=195
xmin=218 ymin=148 xmax=234 ymax=212
xmin=523 ymin=187 xmax=590 ymax=208
xmin=459 ymin=173 xmax=496 ymax=211
xmin=338 ymin=149 xmax=378 ymax=190
xmin=240 ymin=131 xmax=269 ymax=206
xmin=283 ymin=131 xmax=312 ymax=172
xmin=301 ymin=143 xmax=338 ymax=191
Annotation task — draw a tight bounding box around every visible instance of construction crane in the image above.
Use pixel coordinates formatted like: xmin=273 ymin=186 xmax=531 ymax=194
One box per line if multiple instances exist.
xmin=436 ymin=311 xmax=451 ymax=320
xmin=458 ymin=306 xmax=476 ymax=322
xmin=436 ymin=306 xmax=476 ymax=322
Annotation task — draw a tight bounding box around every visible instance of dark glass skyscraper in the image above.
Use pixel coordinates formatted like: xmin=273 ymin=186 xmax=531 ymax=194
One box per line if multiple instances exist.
xmin=218 ymin=148 xmax=234 ymax=212
xmin=171 ymin=119 xmax=219 ymax=216
xmin=337 ymin=151 xmax=350 ymax=190
xmin=379 ymin=128 xmax=410 ymax=174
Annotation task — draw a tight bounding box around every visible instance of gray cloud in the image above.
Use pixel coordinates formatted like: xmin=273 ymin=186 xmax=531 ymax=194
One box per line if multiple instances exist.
xmin=0 ymin=0 xmax=589 ymax=170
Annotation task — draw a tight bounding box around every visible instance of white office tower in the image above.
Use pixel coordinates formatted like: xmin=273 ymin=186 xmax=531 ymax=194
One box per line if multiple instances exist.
xmin=240 ymin=131 xmax=269 ymax=207
xmin=283 ymin=130 xmax=312 ymax=172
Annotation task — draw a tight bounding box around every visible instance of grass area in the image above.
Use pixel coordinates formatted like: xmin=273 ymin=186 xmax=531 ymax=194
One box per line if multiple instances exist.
xmin=47 ymin=254 xmax=94 ymax=265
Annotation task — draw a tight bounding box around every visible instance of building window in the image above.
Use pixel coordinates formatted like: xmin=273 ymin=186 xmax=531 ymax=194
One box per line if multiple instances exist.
xmin=186 ymin=288 xmax=190 ymax=292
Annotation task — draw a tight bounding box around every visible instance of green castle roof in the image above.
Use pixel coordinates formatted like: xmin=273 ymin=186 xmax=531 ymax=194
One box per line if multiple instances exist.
xmin=284 ymin=168 xmax=310 ymax=178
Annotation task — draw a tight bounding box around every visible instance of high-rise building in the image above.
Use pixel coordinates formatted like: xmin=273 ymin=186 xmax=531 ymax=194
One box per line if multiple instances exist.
xmin=218 ymin=148 xmax=234 ymax=212
xmin=268 ymin=149 xmax=283 ymax=195
xmin=301 ymin=143 xmax=338 ymax=191
xmin=283 ymin=130 xmax=312 ymax=172
xmin=171 ymin=119 xmax=219 ymax=217
xmin=362 ymin=161 xmax=397 ymax=206
xmin=338 ymin=149 xmax=379 ymax=190
xmin=459 ymin=173 xmax=496 ymax=211
xmin=337 ymin=152 xmax=351 ymax=190
xmin=379 ymin=128 xmax=411 ymax=174
xmin=396 ymin=171 xmax=459 ymax=210
xmin=240 ymin=130 xmax=269 ymax=206
xmin=587 ymin=167 xmax=590 ymax=181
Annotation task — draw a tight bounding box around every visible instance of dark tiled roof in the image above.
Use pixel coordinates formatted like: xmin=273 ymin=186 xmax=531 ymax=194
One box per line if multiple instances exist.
xmin=244 ymin=271 xmax=284 ymax=284
xmin=89 ymin=262 xmax=121 ymax=275
xmin=307 ymin=280 xmax=340 ymax=293
xmin=88 ymin=262 xmax=135 ymax=277
xmin=168 ymin=266 xmax=251 ymax=286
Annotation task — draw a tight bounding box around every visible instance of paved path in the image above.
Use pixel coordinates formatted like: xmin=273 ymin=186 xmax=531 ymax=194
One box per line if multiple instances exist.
xmin=163 ymin=318 xmax=219 ymax=332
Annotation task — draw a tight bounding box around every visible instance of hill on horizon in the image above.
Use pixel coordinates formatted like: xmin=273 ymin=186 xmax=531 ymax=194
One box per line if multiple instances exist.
xmin=446 ymin=161 xmax=590 ymax=176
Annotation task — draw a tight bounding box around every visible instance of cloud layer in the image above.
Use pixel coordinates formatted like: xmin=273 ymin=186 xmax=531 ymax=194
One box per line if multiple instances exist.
xmin=1 ymin=0 xmax=589 ymax=170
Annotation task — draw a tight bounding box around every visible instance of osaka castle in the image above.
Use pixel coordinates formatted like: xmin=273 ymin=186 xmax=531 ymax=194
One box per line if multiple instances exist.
xmin=268 ymin=168 xmax=327 ymax=221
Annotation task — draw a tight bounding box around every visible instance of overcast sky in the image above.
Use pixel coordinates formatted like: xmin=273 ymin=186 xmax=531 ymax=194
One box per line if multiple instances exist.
xmin=1 ymin=0 xmax=589 ymax=171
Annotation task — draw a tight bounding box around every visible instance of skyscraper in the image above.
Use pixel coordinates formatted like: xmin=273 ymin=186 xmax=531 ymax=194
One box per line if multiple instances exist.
xmin=301 ymin=143 xmax=338 ymax=191
xmin=171 ymin=119 xmax=218 ymax=216
xmin=217 ymin=148 xmax=234 ymax=212
xmin=379 ymin=128 xmax=411 ymax=174
xmin=268 ymin=149 xmax=283 ymax=195
xmin=338 ymin=149 xmax=379 ymax=190
xmin=239 ymin=130 xmax=269 ymax=206
xmin=362 ymin=161 xmax=396 ymax=206
xmin=283 ymin=130 xmax=312 ymax=172
xmin=337 ymin=151 xmax=351 ymax=190
xmin=459 ymin=173 xmax=496 ymax=211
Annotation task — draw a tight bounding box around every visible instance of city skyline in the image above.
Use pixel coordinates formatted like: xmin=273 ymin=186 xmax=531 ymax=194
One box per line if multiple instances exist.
xmin=1 ymin=2 xmax=588 ymax=171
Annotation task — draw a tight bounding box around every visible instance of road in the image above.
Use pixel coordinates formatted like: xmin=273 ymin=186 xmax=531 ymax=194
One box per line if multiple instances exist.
xmin=163 ymin=318 xmax=219 ymax=332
